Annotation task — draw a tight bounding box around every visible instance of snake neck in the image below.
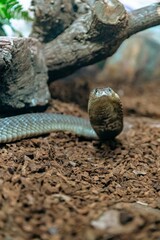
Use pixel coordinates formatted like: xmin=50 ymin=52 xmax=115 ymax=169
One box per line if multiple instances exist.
xmin=88 ymin=88 xmax=123 ymax=140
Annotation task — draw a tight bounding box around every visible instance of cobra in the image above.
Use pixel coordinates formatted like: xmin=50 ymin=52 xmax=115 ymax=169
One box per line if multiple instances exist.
xmin=0 ymin=87 xmax=123 ymax=143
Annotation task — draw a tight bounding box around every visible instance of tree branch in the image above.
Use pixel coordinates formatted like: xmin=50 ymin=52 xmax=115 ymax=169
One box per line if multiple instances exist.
xmin=44 ymin=0 xmax=160 ymax=80
xmin=44 ymin=0 xmax=128 ymax=80
xmin=127 ymin=2 xmax=160 ymax=37
xmin=31 ymin=0 xmax=95 ymax=43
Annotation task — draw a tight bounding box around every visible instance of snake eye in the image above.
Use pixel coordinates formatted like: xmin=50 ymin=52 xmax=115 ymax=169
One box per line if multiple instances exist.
xmin=108 ymin=88 xmax=112 ymax=92
xmin=107 ymin=88 xmax=114 ymax=95
xmin=94 ymin=88 xmax=98 ymax=94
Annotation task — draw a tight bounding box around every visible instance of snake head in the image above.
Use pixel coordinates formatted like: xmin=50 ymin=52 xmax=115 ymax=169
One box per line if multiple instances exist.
xmin=90 ymin=87 xmax=120 ymax=102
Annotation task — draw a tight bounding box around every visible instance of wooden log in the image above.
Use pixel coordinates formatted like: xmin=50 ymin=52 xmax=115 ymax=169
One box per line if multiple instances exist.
xmin=44 ymin=0 xmax=128 ymax=80
xmin=0 ymin=37 xmax=50 ymax=112
xmin=44 ymin=1 xmax=160 ymax=80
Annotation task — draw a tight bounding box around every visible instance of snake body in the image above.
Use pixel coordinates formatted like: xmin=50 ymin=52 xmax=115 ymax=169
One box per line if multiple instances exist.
xmin=0 ymin=113 xmax=97 ymax=143
xmin=0 ymin=87 xmax=123 ymax=143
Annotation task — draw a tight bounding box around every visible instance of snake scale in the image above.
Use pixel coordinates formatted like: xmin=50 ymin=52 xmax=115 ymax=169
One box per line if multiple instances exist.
xmin=0 ymin=87 xmax=123 ymax=143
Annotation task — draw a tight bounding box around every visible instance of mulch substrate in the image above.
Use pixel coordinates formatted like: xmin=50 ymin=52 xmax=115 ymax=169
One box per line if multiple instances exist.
xmin=0 ymin=73 xmax=160 ymax=240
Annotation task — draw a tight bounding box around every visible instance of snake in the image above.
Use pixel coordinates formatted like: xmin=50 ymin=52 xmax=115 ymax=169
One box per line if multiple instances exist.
xmin=0 ymin=87 xmax=123 ymax=143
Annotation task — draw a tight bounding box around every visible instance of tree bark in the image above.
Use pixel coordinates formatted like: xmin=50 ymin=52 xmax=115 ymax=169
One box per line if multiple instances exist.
xmin=0 ymin=37 xmax=49 ymax=112
xmin=127 ymin=3 xmax=160 ymax=37
xmin=44 ymin=1 xmax=160 ymax=80
xmin=30 ymin=0 xmax=95 ymax=43
xmin=44 ymin=0 xmax=128 ymax=80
